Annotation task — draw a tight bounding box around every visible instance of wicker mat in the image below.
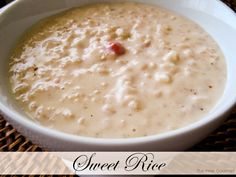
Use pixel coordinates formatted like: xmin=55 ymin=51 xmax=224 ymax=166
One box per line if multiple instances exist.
xmin=0 ymin=0 xmax=236 ymax=153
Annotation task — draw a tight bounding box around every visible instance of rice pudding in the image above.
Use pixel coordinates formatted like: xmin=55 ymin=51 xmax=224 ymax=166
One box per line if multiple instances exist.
xmin=9 ymin=3 xmax=226 ymax=138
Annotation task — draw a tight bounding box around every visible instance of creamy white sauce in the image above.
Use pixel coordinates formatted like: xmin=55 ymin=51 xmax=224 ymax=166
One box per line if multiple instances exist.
xmin=9 ymin=3 xmax=226 ymax=138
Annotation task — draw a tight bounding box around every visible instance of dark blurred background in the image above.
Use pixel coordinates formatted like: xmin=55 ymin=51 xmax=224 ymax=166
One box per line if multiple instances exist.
xmin=0 ymin=0 xmax=6 ymax=8
xmin=0 ymin=0 xmax=13 ymax=8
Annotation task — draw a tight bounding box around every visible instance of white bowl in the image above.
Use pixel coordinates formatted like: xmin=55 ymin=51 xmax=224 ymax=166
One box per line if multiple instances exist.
xmin=0 ymin=0 xmax=236 ymax=151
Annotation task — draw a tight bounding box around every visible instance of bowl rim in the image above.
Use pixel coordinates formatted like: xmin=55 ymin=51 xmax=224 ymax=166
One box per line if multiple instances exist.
xmin=0 ymin=0 xmax=236 ymax=147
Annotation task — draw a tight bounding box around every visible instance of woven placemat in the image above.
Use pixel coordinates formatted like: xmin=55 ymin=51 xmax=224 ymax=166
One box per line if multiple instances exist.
xmin=0 ymin=0 xmax=236 ymax=152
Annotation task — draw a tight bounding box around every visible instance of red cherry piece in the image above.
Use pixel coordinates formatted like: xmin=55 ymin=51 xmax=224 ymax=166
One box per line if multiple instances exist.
xmin=108 ymin=42 xmax=126 ymax=56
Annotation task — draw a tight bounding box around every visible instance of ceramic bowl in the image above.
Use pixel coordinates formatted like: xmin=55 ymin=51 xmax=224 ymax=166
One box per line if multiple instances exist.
xmin=0 ymin=0 xmax=236 ymax=151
